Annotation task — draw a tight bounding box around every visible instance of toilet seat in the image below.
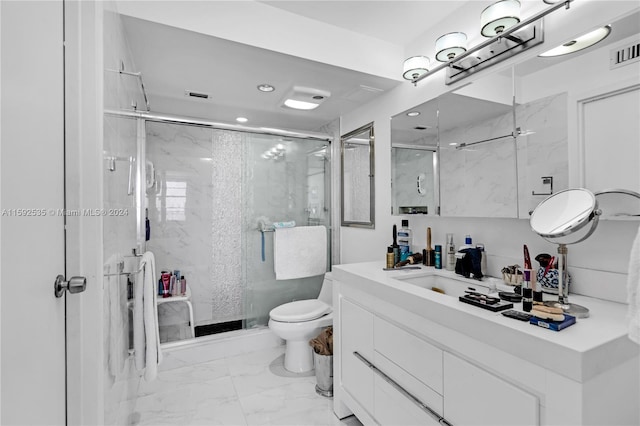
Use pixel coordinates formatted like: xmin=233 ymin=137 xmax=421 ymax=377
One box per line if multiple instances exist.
xmin=269 ymin=299 xmax=331 ymax=323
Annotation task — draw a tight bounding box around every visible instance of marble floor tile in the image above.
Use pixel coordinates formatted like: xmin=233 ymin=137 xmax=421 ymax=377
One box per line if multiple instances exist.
xmin=129 ymin=345 xmax=361 ymax=426
xmin=138 ymin=358 xmax=229 ymax=397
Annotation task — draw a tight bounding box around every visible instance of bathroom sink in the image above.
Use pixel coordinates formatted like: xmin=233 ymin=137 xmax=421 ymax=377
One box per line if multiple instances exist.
xmin=393 ymin=273 xmax=494 ymax=298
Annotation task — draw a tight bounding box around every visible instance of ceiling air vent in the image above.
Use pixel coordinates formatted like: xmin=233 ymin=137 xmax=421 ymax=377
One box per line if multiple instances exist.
xmin=610 ymin=40 xmax=640 ymax=70
xmin=184 ymin=90 xmax=211 ymax=100
xmin=414 ymin=126 xmax=431 ymax=130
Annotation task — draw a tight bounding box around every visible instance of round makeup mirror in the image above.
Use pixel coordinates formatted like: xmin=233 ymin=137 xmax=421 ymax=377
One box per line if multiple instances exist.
xmin=531 ymin=188 xmax=601 ymax=245
xmin=530 ymin=188 xmax=602 ymax=318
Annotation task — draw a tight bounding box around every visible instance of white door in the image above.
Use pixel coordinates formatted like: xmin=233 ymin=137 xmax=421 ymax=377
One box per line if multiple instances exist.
xmin=2 ymin=1 xmax=102 ymax=424
xmin=1 ymin=1 xmax=67 ymax=424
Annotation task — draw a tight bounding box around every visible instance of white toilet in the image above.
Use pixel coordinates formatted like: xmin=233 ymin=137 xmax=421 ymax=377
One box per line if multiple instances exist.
xmin=268 ymin=272 xmax=333 ymax=373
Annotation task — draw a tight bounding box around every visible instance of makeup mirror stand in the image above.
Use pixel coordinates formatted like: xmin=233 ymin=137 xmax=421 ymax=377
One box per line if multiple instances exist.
xmin=546 ymin=243 xmax=591 ymax=318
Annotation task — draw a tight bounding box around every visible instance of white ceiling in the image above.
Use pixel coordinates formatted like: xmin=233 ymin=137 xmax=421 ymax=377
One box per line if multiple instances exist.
xmin=260 ymin=1 xmax=468 ymax=45
xmin=117 ymin=1 xmax=469 ymax=133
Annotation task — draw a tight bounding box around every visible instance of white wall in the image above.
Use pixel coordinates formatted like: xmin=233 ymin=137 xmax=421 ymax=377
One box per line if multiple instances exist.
xmin=339 ymin=1 xmax=640 ymax=305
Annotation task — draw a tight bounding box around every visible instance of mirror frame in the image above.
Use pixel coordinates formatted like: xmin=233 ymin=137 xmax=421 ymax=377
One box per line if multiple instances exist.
xmin=341 ymin=122 xmax=375 ymax=228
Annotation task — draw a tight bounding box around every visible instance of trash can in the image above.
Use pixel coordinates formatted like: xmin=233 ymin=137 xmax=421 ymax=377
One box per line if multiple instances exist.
xmin=313 ymin=352 xmax=333 ymax=397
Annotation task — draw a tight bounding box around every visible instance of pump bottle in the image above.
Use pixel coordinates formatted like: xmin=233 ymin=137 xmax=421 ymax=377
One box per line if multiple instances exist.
xmin=397 ymin=220 xmax=412 ymax=261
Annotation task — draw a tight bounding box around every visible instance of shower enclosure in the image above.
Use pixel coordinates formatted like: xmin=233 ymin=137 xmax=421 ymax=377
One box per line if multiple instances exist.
xmin=132 ymin=118 xmax=331 ymax=343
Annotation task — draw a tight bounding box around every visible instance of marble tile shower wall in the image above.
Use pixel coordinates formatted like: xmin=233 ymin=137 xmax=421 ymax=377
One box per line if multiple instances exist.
xmin=146 ymin=127 xmax=328 ymax=333
xmin=103 ymin=8 xmax=147 ymax=426
xmin=146 ymin=123 xmax=231 ymax=335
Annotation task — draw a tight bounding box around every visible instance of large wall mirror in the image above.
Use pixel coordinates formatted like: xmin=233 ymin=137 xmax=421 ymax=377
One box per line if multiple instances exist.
xmin=438 ymin=71 xmax=517 ymax=218
xmin=391 ymin=7 xmax=639 ymax=220
xmin=341 ymin=122 xmax=375 ymax=228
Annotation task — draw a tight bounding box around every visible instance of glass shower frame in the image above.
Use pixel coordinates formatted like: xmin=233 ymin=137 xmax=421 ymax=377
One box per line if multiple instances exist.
xmin=119 ymin=112 xmax=332 ymax=342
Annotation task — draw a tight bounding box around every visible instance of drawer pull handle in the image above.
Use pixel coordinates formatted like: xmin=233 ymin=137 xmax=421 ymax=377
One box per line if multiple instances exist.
xmin=353 ymin=351 xmax=452 ymax=425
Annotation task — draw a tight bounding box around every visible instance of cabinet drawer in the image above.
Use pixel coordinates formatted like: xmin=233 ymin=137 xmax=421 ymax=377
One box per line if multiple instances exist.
xmin=374 ymin=351 xmax=443 ymax=417
xmin=340 ymin=298 xmax=374 ymax=414
xmin=444 ymin=352 xmax=538 ymax=426
xmin=374 ymin=374 xmax=441 ymax=426
xmin=374 ymin=316 xmax=443 ymax=394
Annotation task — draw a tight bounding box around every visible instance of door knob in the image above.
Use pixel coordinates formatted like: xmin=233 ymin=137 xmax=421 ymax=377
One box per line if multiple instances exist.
xmin=54 ymin=274 xmax=87 ymax=298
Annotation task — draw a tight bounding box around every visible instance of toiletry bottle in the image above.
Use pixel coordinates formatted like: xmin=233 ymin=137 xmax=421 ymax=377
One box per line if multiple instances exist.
xmin=434 ymin=245 xmax=442 ymax=269
xmin=425 ymin=227 xmax=434 ymax=266
xmin=386 ymin=246 xmax=395 ymax=269
xmin=446 ymin=233 xmax=456 ymax=271
xmin=392 ymin=225 xmax=400 ymax=266
xmin=459 ymin=234 xmax=473 ymax=251
xmin=522 ymin=270 xmax=533 ymax=312
xmin=161 ymin=272 xmax=171 ymax=298
xmin=181 ymin=276 xmax=186 ymax=295
xmin=398 ymin=220 xmax=412 ymax=261
xmin=165 ymin=275 xmax=176 ymax=297
xmin=173 ymin=270 xmax=181 ymax=296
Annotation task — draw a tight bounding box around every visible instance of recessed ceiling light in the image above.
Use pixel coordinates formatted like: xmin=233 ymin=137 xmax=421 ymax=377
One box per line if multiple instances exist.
xmin=236 ymin=117 xmax=248 ymax=123
xmin=539 ymin=26 xmax=611 ymax=57
xmin=406 ymin=111 xmax=421 ymax=117
xmin=257 ymin=84 xmax=275 ymax=92
xmin=449 ymin=142 xmax=458 ymax=146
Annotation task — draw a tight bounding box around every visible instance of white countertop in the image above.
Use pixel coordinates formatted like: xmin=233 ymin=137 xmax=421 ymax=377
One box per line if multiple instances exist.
xmin=333 ymin=261 xmax=639 ymax=383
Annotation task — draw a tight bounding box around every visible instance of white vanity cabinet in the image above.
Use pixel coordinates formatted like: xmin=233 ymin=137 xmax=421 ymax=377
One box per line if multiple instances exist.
xmin=339 ymin=295 xmax=444 ymax=425
xmin=333 ymin=262 xmax=640 ymax=426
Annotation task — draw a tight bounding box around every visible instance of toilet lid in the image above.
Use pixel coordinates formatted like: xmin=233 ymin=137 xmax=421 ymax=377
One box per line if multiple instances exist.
xmin=269 ymin=299 xmax=331 ymax=322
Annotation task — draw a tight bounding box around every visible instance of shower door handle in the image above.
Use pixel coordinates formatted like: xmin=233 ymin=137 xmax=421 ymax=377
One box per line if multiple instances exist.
xmin=54 ymin=274 xmax=87 ymax=298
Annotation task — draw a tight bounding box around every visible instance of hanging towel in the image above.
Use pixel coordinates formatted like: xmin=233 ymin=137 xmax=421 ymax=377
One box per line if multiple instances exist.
xmin=274 ymin=225 xmax=327 ymax=280
xmin=627 ymin=225 xmax=640 ymax=344
xmin=134 ymin=251 xmax=163 ymax=380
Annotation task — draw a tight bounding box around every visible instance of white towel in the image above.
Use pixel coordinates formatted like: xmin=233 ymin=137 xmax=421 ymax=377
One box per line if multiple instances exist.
xmin=627 ymin=225 xmax=640 ymax=344
xmin=274 ymin=225 xmax=327 ymax=280
xmin=134 ymin=251 xmax=162 ymax=380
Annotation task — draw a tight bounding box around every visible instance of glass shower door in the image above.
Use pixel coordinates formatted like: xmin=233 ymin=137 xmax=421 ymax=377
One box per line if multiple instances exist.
xmin=242 ymin=133 xmax=331 ymax=328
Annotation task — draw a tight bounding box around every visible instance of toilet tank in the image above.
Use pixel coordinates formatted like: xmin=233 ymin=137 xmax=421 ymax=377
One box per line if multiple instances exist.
xmin=317 ymin=272 xmax=333 ymax=306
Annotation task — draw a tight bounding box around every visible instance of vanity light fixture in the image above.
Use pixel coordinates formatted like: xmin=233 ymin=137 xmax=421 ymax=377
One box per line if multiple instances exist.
xmin=480 ymin=0 xmax=521 ymax=37
xmin=402 ymin=56 xmax=430 ymax=80
xmin=539 ymin=25 xmax=611 ymax=57
xmin=406 ymin=111 xmax=421 ymax=117
xmin=435 ymin=32 xmax=468 ymax=62
xmin=405 ymin=0 xmax=574 ymax=86
xmin=236 ymin=117 xmax=249 ymax=123
xmin=257 ymin=84 xmax=275 ymax=92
